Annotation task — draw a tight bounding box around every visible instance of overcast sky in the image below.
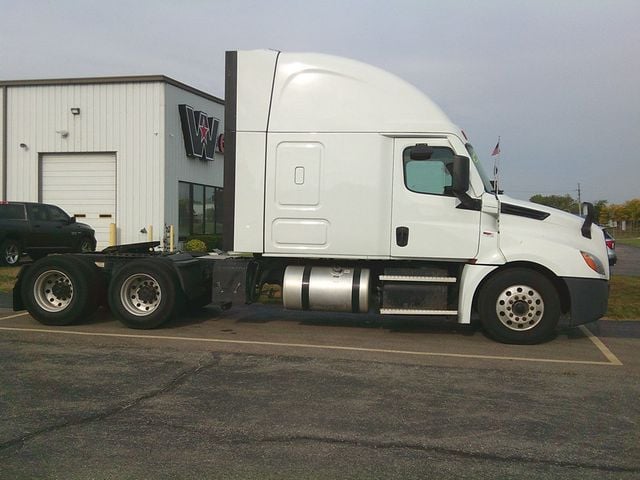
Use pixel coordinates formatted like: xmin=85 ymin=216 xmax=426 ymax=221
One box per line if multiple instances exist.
xmin=1 ymin=0 xmax=638 ymax=204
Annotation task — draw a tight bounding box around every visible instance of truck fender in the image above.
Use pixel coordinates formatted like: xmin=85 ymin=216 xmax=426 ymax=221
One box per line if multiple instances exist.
xmin=457 ymin=264 xmax=499 ymax=324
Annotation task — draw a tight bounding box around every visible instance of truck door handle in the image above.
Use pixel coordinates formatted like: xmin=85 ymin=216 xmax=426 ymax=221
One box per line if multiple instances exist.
xmin=396 ymin=226 xmax=409 ymax=247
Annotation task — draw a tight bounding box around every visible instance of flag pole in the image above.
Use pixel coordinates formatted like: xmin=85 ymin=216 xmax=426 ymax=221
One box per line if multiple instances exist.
xmin=492 ymin=136 xmax=501 ymax=193
xmin=496 ymin=144 xmax=500 ymax=193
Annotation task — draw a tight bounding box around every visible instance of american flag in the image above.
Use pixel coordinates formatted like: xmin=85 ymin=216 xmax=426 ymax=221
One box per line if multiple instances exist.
xmin=491 ymin=138 xmax=501 ymax=156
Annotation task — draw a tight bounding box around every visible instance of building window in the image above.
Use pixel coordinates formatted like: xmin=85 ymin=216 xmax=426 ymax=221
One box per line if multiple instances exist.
xmin=192 ymin=184 xmax=204 ymax=235
xmin=178 ymin=182 xmax=191 ymax=239
xmin=178 ymin=181 xmax=223 ymax=240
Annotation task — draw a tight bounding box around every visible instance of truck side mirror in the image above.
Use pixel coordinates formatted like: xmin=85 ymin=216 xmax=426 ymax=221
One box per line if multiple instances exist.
xmin=581 ymin=202 xmax=594 ymax=239
xmin=452 ymin=155 xmax=470 ymax=194
xmin=409 ymin=144 xmax=434 ymax=160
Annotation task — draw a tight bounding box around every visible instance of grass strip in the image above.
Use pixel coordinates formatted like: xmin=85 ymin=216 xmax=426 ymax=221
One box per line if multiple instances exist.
xmin=617 ymin=238 xmax=640 ymax=248
xmin=0 ymin=267 xmax=20 ymax=294
xmin=606 ymin=275 xmax=640 ymax=320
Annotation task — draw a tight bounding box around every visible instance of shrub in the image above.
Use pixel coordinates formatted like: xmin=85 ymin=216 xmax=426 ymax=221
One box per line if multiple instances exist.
xmin=184 ymin=239 xmax=207 ymax=252
xmin=186 ymin=234 xmax=222 ymax=251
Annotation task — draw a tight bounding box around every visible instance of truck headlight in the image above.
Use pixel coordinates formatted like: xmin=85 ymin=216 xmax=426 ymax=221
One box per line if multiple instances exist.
xmin=581 ymin=251 xmax=605 ymax=275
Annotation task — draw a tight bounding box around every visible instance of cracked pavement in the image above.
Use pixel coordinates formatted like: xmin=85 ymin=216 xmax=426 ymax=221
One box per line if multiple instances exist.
xmin=0 ymin=307 xmax=639 ymax=479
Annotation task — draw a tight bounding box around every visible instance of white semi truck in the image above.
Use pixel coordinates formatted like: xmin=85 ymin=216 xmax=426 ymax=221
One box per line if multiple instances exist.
xmin=13 ymin=50 xmax=609 ymax=344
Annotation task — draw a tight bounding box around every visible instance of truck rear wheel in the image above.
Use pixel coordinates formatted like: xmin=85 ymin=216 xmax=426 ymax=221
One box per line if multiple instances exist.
xmin=478 ymin=268 xmax=560 ymax=344
xmin=108 ymin=259 xmax=179 ymax=329
xmin=21 ymin=255 xmax=102 ymax=326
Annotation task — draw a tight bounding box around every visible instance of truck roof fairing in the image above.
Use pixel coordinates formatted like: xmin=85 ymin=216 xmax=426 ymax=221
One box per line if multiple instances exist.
xmin=234 ymin=50 xmax=460 ymax=135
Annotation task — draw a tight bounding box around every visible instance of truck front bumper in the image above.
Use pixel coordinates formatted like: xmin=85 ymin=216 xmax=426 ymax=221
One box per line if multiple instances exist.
xmin=563 ymin=277 xmax=609 ymax=326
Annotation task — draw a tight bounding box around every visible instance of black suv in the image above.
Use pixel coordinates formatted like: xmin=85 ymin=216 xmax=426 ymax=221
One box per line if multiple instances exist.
xmin=0 ymin=202 xmax=97 ymax=265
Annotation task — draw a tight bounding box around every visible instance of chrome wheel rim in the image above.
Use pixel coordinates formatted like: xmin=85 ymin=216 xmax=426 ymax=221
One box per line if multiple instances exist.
xmin=5 ymin=243 xmax=19 ymax=264
xmin=33 ymin=270 xmax=74 ymax=312
xmin=120 ymin=273 xmax=162 ymax=316
xmin=496 ymin=284 xmax=544 ymax=331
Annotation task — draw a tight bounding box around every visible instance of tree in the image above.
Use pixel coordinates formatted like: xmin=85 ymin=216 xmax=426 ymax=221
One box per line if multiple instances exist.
xmin=604 ymin=199 xmax=640 ymax=231
xmin=593 ymin=200 xmax=608 ymax=224
xmin=598 ymin=203 xmax=612 ymax=225
xmin=626 ymin=199 xmax=640 ymax=224
xmin=529 ymin=194 xmax=579 ymax=214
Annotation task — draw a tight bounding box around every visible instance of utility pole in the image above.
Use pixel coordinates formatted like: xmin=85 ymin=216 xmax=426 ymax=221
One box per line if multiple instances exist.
xmin=577 ymin=183 xmax=582 ymax=215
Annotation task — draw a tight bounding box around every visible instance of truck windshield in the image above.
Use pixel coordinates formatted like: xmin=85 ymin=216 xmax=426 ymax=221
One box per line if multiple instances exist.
xmin=465 ymin=144 xmax=494 ymax=193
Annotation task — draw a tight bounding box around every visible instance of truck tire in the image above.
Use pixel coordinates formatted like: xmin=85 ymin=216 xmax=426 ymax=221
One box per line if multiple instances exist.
xmin=478 ymin=268 xmax=560 ymax=344
xmin=1 ymin=239 xmax=21 ymax=266
xmin=20 ymin=255 xmax=102 ymax=326
xmin=108 ymin=259 xmax=180 ymax=329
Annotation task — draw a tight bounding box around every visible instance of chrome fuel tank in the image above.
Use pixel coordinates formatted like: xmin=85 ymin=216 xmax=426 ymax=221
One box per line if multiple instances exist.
xmin=282 ymin=266 xmax=370 ymax=313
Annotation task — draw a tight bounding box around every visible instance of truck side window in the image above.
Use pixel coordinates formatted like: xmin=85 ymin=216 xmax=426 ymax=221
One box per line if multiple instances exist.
xmin=0 ymin=204 xmax=26 ymax=220
xmin=403 ymin=146 xmax=455 ymax=196
xmin=47 ymin=205 xmax=70 ymax=222
xmin=27 ymin=205 xmax=48 ymax=222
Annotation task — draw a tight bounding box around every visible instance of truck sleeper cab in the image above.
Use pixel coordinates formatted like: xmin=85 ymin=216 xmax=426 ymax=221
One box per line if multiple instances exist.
xmin=13 ymin=50 xmax=609 ymax=344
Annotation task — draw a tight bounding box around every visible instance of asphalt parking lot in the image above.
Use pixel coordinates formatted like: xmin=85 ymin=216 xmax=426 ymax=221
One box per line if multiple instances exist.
xmin=1 ymin=303 xmax=639 ymax=479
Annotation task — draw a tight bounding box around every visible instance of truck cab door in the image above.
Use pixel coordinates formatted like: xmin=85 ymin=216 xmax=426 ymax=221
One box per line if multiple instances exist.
xmin=390 ymin=138 xmax=481 ymax=260
xmin=26 ymin=204 xmax=68 ymax=249
xmin=26 ymin=204 xmax=50 ymax=248
xmin=45 ymin=205 xmax=76 ymax=249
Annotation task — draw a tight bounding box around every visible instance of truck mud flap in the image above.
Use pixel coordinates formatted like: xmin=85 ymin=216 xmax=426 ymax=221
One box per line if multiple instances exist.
xmin=211 ymin=258 xmax=253 ymax=306
xmin=12 ymin=264 xmax=30 ymax=311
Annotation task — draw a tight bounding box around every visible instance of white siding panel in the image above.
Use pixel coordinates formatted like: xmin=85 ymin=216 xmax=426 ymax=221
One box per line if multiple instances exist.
xmin=0 ymin=87 xmax=4 ymax=199
xmin=6 ymin=82 xmax=165 ymax=245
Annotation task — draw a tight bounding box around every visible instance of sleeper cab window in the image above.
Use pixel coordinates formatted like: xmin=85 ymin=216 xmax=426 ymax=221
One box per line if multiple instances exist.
xmin=403 ymin=146 xmax=455 ymax=196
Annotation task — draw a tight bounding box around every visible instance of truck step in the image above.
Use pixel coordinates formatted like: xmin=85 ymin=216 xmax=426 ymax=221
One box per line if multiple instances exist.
xmin=380 ymin=308 xmax=458 ymax=316
xmin=379 ymin=275 xmax=457 ymax=283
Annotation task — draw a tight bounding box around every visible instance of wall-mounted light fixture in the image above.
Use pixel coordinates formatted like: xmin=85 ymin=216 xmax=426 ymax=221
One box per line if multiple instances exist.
xmin=56 ymin=130 xmax=69 ymax=138
xmin=70 ymin=107 xmax=81 ymax=115
xmin=19 ymin=143 xmax=28 ymax=149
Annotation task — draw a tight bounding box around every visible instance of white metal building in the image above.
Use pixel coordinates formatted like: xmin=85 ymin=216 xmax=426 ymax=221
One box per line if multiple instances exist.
xmin=0 ymin=76 xmax=225 ymax=250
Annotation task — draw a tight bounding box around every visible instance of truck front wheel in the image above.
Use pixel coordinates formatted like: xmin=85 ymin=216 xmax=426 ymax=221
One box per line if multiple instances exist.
xmin=478 ymin=268 xmax=560 ymax=344
xmin=108 ymin=259 xmax=179 ymax=329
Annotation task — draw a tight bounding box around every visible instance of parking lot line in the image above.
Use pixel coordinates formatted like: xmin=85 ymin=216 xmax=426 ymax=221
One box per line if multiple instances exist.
xmin=578 ymin=325 xmax=623 ymax=366
xmin=0 ymin=312 xmax=29 ymax=321
xmin=0 ymin=324 xmax=622 ymax=366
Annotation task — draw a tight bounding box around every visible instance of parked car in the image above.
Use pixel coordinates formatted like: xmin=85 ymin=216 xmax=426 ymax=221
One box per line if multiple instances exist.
xmin=604 ymin=229 xmax=617 ymax=266
xmin=0 ymin=201 xmax=96 ymax=265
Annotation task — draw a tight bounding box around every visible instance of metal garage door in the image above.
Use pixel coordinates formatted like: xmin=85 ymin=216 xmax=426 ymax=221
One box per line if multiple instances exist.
xmin=41 ymin=153 xmax=116 ymax=250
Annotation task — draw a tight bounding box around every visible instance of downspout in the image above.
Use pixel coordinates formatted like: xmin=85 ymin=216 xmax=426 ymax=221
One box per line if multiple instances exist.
xmin=2 ymin=85 xmax=6 ymax=200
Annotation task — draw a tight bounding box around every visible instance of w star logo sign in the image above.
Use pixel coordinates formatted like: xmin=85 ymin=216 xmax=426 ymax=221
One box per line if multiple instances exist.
xmin=178 ymin=104 xmax=220 ymax=161
xmin=198 ymin=113 xmax=210 ymax=144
